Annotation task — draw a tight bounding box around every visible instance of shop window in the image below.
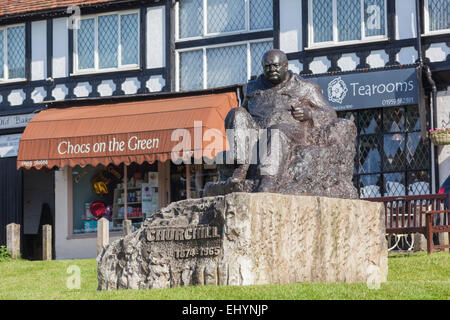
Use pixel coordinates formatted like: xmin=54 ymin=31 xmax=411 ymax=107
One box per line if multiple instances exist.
xmin=407 ymin=171 xmax=431 ymax=195
xmin=383 ymin=133 xmax=405 ymax=171
xmin=384 ymin=172 xmax=405 ymax=197
xmin=425 ymin=0 xmax=450 ymax=34
xmin=338 ymin=105 xmax=431 ymax=198
xmin=178 ymin=0 xmax=273 ymax=39
xmin=188 ymin=164 xmax=220 ymax=198
xmin=178 ymin=40 xmax=273 ymax=91
xmin=71 ymin=162 xmax=158 ymax=235
xmin=170 ymin=162 xmax=219 ymax=202
xmin=406 ymin=132 xmax=429 ymax=169
xmin=0 ymin=25 xmax=26 ymax=81
xmin=359 ymin=174 xmax=381 ymax=198
xmin=308 ymin=0 xmax=387 ymax=48
xmin=359 ymin=109 xmax=381 ymax=134
xmin=359 ymin=135 xmax=382 ymax=174
xmin=75 ymin=11 xmax=139 ymax=74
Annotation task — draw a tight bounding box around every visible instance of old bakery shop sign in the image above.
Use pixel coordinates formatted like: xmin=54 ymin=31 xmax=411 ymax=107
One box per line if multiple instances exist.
xmin=57 ymin=136 xmax=160 ymax=155
xmin=0 ymin=113 xmax=35 ymax=130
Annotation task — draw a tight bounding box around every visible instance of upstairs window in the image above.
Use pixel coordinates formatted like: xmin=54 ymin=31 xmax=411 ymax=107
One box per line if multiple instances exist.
xmin=177 ymin=0 xmax=273 ymax=40
xmin=75 ymin=11 xmax=140 ymax=73
xmin=308 ymin=0 xmax=387 ymax=47
xmin=0 ymin=25 xmax=26 ymax=81
xmin=176 ymin=0 xmax=274 ymax=91
xmin=424 ymin=0 xmax=450 ymax=34
xmin=178 ymin=40 xmax=273 ymax=91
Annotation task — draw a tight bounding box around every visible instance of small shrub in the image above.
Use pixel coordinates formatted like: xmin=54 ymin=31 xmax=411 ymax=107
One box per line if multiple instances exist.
xmin=0 ymin=245 xmax=11 ymax=261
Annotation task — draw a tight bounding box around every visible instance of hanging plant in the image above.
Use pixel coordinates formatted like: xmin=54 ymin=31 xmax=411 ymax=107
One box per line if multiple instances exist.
xmin=428 ymin=128 xmax=450 ymax=146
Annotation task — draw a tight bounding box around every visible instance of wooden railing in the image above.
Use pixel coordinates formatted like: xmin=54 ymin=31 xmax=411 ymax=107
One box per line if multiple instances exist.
xmin=365 ymin=194 xmax=448 ymax=234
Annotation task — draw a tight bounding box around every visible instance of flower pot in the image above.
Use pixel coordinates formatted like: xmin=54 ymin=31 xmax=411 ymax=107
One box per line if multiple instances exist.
xmin=429 ymin=129 xmax=450 ymax=146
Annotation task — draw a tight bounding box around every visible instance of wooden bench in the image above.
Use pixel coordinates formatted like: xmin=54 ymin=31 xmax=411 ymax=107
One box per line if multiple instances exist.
xmin=424 ymin=210 xmax=450 ymax=254
xmin=365 ymin=194 xmax=448 ymax=252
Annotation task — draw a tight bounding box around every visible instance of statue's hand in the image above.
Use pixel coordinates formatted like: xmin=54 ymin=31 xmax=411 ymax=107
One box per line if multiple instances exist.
xmin=291 ymin=104 xmax=312 ymax=122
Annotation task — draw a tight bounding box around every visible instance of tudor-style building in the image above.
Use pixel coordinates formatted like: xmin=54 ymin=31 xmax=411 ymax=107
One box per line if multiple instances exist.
xmin=0 ymin=0 xmax=448 ymax=259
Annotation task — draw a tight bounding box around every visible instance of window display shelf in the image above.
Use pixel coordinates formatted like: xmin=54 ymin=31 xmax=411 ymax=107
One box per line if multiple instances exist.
xmin=116 ymin=186 xmax=142 ymax=191
xmin=112 ymin=186 xmax=143 ymax=225
xmin=112 ymin=216 xmax=143 ymax=221
xmin=118 ymin=202 xmax=141 ymax=205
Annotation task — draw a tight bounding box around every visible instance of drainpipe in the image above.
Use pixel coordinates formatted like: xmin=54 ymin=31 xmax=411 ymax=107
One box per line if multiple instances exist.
xmin=425 ymin=65 xmax=440 ymax=193
xmin=416 ymin=0 xmax=439 ymax=192
xmin=415 ymin=0 xmax=423 ymax=67
xmin=425 ymin=66 xmax=438 ymax=132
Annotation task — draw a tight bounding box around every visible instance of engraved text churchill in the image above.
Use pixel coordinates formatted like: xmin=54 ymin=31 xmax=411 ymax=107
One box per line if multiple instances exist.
xmin=146 ymin=226 xmax=219 ymax=242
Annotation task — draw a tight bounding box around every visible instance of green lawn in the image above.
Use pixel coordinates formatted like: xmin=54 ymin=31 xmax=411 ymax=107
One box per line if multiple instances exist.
xmin=0 ymin=252 xmax=448 ymax=300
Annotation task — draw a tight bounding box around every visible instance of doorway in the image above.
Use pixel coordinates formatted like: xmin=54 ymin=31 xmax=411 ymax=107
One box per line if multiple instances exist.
xmin=22 ymin=169 xmax=55 ymax=260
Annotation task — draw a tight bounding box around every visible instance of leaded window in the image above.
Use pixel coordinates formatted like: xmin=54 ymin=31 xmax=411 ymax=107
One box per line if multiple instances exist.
xmin=179 ymin=50 xmax=203 ymax=91
xmin=309 ymin=0 xmax=387 ymax=47
xmin=338 ymin=106 xmax=431 ymax=198
xmin=0 ymin=25 xmax=26 ymax=81
xmin=75 ymin=11 xmax=140 ymax=73
xmin=176 ymin=0 xmax=273 ymax=91
xmin=178 ymin=40 xmax=273 ymax=91
xmin=425 ymin=0 xmax=450 ymax=34
xmin=178 ymin=0 xmax=273 ymax=39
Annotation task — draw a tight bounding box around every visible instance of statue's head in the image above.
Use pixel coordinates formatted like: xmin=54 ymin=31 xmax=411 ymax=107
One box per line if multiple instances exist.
xmin=262 ymin=49 xmax=289 ymax=85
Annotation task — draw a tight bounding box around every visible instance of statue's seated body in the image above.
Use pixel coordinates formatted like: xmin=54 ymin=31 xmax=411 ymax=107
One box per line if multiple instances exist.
xmin=205 ymin=50 xmax=357 ymax=199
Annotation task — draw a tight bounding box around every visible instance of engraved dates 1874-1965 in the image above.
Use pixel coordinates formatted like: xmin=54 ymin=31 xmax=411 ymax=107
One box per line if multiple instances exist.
xmin=174 ymin=247 xmax=221 ymax=259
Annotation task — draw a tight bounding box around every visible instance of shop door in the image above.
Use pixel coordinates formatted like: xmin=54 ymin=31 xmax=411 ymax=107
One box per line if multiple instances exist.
xmin=0 ymin=157 xmax=23 ymax=246
xmin=22 ymin=169 xmax=55 ymax=260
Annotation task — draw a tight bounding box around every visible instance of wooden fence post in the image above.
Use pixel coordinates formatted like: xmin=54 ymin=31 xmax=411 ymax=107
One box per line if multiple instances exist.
xmin=6 ymin=223 xmax=20 ymax=259
xmin=97 ymin=218 xmax=109 ymax=255
xmin=42 ymin=224 xmax=52 ymax=260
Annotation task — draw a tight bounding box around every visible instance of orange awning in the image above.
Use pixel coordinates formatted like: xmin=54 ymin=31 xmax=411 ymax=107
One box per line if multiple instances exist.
xmin=17 ymin=92 xmax=237 ymax=169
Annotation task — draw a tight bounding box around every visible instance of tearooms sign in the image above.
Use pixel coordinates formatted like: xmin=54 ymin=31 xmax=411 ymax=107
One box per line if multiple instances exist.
xmin=309 ymin=67 xmax=419 ymax=111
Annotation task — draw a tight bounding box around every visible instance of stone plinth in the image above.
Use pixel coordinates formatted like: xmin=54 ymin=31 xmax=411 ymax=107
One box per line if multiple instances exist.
xmin=97 ymin=193 xmax=387 ymax=290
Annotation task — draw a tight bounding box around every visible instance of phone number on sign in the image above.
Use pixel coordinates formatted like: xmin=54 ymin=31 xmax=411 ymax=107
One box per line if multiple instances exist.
xmin=21 ymin=160 xmax=48 ymax=167
xmin=382 ymin=97 xmax=415 ymax=106
xmin=174 ymin=247 xmax=220 ymax=259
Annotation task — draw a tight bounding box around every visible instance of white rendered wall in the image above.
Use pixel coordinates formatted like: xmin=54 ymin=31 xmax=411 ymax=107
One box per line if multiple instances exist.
xmin=395 ymin=0 xmax=416 ymax=40
xmin=147 ymin=6 xmax=166 ymax=69
xmin=337 ymin=53 xmax=359 ymax=71
xmin=8 ymin=90 xmax=25 ymax=106
xmin=52 ymin=18 xmax=69 ymax=78
xmin=436 ymin=88 xmax=450 ymax=186
xmin=55 ymin=167 xmax=120 ymax=260
xmin=279 ymin=0 xmax=302 ymax=53
xmin=31 ymin=21 xmax=47 ymax=81
xmin=98 ymin=80 xmax=116 ymax=97
xmin=425 ymin=43 xmax=450 ymax=63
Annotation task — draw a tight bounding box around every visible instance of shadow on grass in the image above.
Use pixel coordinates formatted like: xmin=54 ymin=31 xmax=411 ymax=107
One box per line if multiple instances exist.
xmin=388 ymin=251 xmax=427 ymax=259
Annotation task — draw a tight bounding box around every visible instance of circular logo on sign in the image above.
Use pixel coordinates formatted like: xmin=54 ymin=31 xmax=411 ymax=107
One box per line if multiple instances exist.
xmin=327 ymin=77 xmax=348 ymax=104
